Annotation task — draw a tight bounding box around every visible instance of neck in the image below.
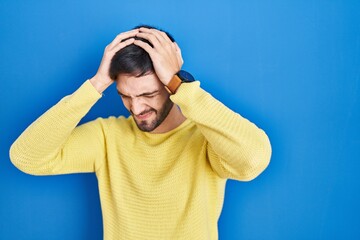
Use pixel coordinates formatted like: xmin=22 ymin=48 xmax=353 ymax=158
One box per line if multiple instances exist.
xmin=151 ymin=104 xmax=186 ymax=134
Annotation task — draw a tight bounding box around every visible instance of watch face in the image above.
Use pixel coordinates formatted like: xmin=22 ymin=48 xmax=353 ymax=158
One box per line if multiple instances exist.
xmin=178 ymin=70 xmax=195 ymax=82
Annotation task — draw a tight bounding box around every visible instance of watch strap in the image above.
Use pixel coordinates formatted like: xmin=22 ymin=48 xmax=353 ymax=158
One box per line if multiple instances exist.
xmin=165 ymin=74 xmax=182 ymax=94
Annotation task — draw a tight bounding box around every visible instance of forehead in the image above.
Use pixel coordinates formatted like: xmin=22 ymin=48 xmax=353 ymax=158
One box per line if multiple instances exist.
xmin=116 ymin=73 xmax=163 ymax=95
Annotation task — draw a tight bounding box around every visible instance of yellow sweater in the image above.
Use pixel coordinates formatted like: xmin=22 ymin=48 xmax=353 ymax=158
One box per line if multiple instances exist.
xmin=10 ymin=80 xmax=271 ymax=240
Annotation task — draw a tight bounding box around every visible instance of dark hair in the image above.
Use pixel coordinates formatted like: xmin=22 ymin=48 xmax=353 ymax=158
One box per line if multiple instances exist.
xmin=109 ymin=25 xmax=175 ymax=80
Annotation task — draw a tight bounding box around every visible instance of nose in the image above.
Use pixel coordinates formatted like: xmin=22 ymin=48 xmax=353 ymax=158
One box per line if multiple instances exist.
xmin=130 ymin=97 xmax=147 ymax=115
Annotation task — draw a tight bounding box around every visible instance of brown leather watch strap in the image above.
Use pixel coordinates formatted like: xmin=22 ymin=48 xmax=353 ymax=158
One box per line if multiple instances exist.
xmin=164 ymin=74 xmax=182 ymax=94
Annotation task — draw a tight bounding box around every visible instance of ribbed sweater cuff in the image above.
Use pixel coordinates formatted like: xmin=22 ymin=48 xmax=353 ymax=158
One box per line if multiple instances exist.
xmin=170 ymin=81 xmax=202 ymax=113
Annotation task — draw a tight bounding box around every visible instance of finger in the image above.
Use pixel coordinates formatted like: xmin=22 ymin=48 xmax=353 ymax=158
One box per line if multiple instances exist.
xmin=174 ymin=43 xmax=183 ymax=63
xmin=142 ymin=28 xmax=171 ymax=43
xmin=107 ymin=29 xmax=139 ymax=51
xmin=136 ymin=32 xmax=162 ymax=49
xmin=174 ymin=42 xmax=182 ymax=53
xmin=133 ymin=39 xmax=155 ymax=56
xmin=138 ymin=27 xmax=172 ymax=45
xmin=157 ymin=30 xmax=173 ymax=44
xmin=110 ymin=38 xmax=135 ymax=54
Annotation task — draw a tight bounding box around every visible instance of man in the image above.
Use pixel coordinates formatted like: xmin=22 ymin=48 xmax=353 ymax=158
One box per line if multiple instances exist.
xmin=10 ymin=25 xmax=271 ymax=239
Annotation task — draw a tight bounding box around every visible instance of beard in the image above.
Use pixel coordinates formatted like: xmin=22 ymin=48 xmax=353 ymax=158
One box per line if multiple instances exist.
xmin=132 ymin=97 xmax=174 ymax=132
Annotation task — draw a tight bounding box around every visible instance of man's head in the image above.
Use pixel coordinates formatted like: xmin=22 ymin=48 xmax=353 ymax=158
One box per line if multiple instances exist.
xmin=109 ymin=25 xmax=175 ymax=79
xmin=110 ymin=25 xmax=176 ymax=133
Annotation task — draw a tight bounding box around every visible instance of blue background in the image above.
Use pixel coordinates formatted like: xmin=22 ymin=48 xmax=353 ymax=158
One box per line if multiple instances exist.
xmin=1 ymin=0 xmax=359 ymax=239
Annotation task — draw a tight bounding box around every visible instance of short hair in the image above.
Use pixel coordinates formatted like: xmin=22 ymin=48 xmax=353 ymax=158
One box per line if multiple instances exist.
xmin=109 ymin=25 xmax=175 ymax=80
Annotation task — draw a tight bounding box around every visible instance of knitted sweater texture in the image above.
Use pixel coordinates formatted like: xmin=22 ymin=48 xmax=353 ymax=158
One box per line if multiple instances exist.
xmin=10 ymin=80 xmax=271 ymax=239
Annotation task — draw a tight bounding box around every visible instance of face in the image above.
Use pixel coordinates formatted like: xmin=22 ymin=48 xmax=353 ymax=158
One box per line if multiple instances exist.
xmin=116 ymin=73 xmax=174 ymax=132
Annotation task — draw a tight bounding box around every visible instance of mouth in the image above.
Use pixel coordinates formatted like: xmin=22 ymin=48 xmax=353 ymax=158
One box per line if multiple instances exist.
xmin=135 ymin=111 xmax=154 ymax=120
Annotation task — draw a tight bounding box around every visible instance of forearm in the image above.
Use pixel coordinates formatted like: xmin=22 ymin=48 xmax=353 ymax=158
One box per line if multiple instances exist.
xmin=170 ymin=82 xmax=271 ymax=181
xmin=89 ymin=75 xmax=113 ymax=94
xmin=10 ymin=80 xmax=102 ymax=175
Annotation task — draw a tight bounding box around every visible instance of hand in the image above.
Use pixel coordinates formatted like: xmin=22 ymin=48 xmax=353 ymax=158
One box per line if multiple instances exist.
xmin=134 ymin=27 xmax=184 ymax=86
xmin=90 ymin=29 xmax=139 ymax=94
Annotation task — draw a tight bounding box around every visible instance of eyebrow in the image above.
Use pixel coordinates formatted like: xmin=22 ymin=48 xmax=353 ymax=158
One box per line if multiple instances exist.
xmin=117 ymin=90 xmax=159 ymax=97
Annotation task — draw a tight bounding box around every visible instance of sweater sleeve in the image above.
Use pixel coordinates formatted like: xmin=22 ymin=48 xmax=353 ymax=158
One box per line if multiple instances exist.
xmin=170 ymin=81 xmax=271 ymax=181
xmin=9 ymin=80 xmax=106 ymax=176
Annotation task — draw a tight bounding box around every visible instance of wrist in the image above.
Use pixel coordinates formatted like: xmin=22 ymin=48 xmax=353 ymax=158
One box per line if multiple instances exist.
xmin=164 ymin=74 xmax=182 ymax=94
xmin=89 ymin=76 xmax=112 ymax=94
xmin=164 ymin=70 xmax=195 ymax=95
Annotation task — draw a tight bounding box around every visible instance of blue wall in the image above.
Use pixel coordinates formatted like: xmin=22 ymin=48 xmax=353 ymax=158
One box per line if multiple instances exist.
xmin=1 ymin=0 xmax=359 ymax=239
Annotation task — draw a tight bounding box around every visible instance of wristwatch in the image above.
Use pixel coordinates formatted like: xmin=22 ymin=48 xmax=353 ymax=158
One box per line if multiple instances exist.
xmin=165 ymin=70 xmax=195 ymax=94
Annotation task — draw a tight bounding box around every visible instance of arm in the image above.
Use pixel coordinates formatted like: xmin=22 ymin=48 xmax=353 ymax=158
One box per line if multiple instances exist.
xmin=171 ymin=82 xmax=271 ymax=181
xmin=10 ymin=29 xmax=139 ymax=175
xmin=134 ymin=27 xmax=271 ymax=181
xmin=10 ymin=81 xmax=105 ymax=175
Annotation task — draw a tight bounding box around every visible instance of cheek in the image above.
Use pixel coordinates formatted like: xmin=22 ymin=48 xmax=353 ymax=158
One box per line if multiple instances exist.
xmin=140 ymin=98 xmax=159 ymax=111
xmin=151 ymin=95 xmax=170 ymax=110
xmin=121 ymin=98 xmax=131 ymax=110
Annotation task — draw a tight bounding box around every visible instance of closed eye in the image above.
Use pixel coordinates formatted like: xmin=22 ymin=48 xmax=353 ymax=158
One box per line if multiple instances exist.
xmin=117 ymin=90 xmax=160 ymax=98
xmin=138 ymin=90 xmax=160 ymax=98
xmin=143 ymin=94 xmax=157 ymax=98
xmin=119 ymin=94 xmax=130 ymax=99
